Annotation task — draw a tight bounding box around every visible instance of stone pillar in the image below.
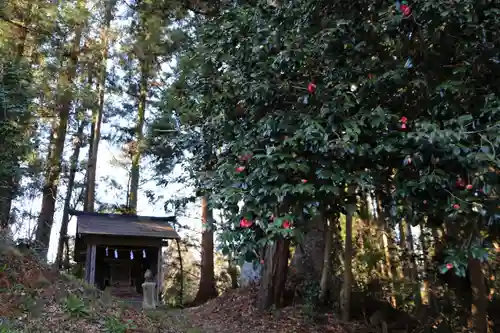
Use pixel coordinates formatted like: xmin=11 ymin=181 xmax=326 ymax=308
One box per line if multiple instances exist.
xmin=142 ymin=269 xmax=157 ymax=309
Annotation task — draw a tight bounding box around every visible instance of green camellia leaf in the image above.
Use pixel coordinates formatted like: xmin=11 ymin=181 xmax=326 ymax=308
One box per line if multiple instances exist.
xmin=456 ymin=266 xmax=467 ymax=278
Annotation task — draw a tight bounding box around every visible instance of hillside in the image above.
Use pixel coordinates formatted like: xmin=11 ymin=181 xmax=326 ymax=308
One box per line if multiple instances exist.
xmin=0 ymin=238 xmax=186 ymax=333
xmin=0 ymin=237 xmax=355 ymax=333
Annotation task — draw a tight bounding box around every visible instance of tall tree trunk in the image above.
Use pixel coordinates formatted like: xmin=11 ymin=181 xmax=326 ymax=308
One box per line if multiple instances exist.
xmin=128 ymin=62 xmax=147 ymax=213
xmin=381 ymin=232 xmax=394 ymax=279
xmin=175 ymin=238 xmax=184 ymax=306
xmin=377 ymin=195 xmax=397 ymax=306
xmin=84 ymin=120 xmax=95 ymax=211
xmin=405 ymin=221 xmax=421 ymax=306
xmin=468 ymin=258 xmax=488 ymax=333
xmin=35 ymin=25 xmax=83 ymax=256
xmin=193 ymin=194 xmax=218 ymax=304
xmin=319 ymin=217 xmax=333 ymax=303
xmin=430 ymin=225 xmax=444 ymax=308
xmin=55 ymin=118 xmax=86 ymax=268
xmin=419 ymin=223 xmax=430 ymax=305
xmin=257 ymin=238 xmax=290 ymax=310
xmin=405 ymin=222 xmax=418 ymax=272
xmin=85 ymin=0 xmax=116 ymax=212
xmin=399 ymin=220 xmax=408 ymax=279
xmin=341 ymin=185 xmax=356 ymax=321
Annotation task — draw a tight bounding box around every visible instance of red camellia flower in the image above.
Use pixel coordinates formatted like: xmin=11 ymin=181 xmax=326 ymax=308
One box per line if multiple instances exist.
xmin=401 ymin=4 xmax=412 ymax=16
xmin=301 ymin=179 xmax=308 ymax=183
xmin=400 ymin=116 xmax=408 ymax=129
xmin=240 ymin=218 xmax=253 ymax=228
xmin=368 ymin=73 xmax=373 ymax=79
xmin=235 ymin=166 xmax=245 ymax=172
xmin=446 ymin=263 xmax=453 ymax=270
xmin=466 ymin=184 xmax=473 ymax=190
xmin=260 ymin=259 xmax=265 ymax=265
xmin=453 ymin=204 xmax=460 ymax=209
xmin=282 ymin=220 xmax=291 ymax=229
xmin=307 ymin=82 xmax=316 ymax=93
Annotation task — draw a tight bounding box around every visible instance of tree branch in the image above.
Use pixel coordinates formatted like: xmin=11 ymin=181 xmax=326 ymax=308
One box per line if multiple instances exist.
xmin=0 ymin=15 xmax=30 ymax=31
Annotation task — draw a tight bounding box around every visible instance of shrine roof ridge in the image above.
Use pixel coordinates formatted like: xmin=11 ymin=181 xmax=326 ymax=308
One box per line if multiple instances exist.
xmin=71 ymin=210 xmax=180 ymax=239
xmin=69 ymin=210 xmax=177 ymax=222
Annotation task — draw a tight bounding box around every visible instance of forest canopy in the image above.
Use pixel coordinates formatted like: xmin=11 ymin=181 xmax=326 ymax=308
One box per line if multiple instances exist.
xmin=1 ymin=0 xmax=500 ymax=332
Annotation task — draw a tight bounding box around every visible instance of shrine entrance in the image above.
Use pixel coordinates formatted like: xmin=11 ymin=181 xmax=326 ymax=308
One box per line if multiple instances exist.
xmin=96 ymin=245 xmax=159 ymax=298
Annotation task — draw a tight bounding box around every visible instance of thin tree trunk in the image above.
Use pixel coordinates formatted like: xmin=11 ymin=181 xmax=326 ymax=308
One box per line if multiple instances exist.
xmin=84 ymin=122 xmax=94 ymax=211
xmin=319 ymin=217 xmax=333 ymax=303
xmin=405 ymin=221 xmax=421 ymax=306
xmin=469 ymin=258 xmax=488 ymax=333
xmin=128 ymin=62 xmax=147 ymax=213
xmin=55 ymin=118 xmax=86 ymax=268
xmin=341 ymin=185 xmax=356 ymax=321
xmin=399 ymin=220 xmax=408 ymax=279
xmin=419 ymin=224 xmax=430 ymax=305
xmin=405 ymin=222 xmax=418 ymax=279
xmin=365 ymin=193 xmax=385 ymax=277
xmin=175 ymin=238 xmax=184 ymax=306
xmin=85 ymin=0 xmax=115 ymax=212
xmin=429 ymin=226 xmax=444 ymax=307
xmin=377 ymin=195 xmax=397 ymax=307
xmin=193 ymin=194 xmax=218 ymax=304
xmin=35 ymin=24 xmax=83 ymax=257
xmin=381 ymin=232 xmax=394 ymax=279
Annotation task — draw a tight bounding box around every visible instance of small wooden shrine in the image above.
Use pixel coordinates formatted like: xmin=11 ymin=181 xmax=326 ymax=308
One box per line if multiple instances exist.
xmin=72 ymin=210 xmax=180 ymax=300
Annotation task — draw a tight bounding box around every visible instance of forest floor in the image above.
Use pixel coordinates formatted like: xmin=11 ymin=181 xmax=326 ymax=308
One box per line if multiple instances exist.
xmin=175 ymin=287 xmax=361 ymax=333
xmin=0 ymin=240 xmax=357 ymax=333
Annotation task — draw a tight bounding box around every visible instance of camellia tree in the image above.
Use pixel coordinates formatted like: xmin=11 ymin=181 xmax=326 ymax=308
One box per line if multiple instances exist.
xmin=150 ymin=0 xmax=500 ymax=329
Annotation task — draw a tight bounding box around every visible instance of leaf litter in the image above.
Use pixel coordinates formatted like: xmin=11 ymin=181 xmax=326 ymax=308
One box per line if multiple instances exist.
xmin=181 ymin=286 xmax=355 ymax=333
xmin=0 ymin=240 xmax=359 ymax=333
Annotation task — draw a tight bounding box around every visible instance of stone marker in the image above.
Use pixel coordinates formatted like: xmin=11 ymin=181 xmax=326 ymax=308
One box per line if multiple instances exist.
xmin=142 ymin=269 xmax=157 ymax=309
xmin=239 ymin=261 xmax=262 ymax=287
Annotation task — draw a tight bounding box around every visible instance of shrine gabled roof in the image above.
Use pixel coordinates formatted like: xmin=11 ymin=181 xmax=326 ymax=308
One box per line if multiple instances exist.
xmin=71 ymin=210 xmax=180 ymax=239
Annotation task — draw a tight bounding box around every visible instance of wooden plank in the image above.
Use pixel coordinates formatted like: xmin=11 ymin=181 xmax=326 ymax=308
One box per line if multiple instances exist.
xmin=157 ymin=247 xmax=163 ymax=303
xmin=84 ymin=244 xmax=92 ymax=283
xmin=84 ymin=235 xmax=163 ymax=247
xmin=89 ymin=244 xmax=96 ymax=285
